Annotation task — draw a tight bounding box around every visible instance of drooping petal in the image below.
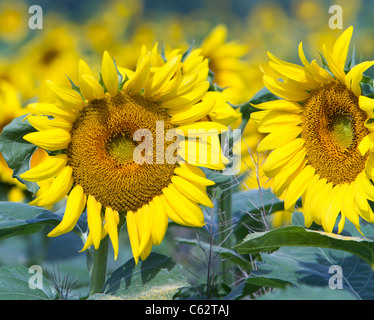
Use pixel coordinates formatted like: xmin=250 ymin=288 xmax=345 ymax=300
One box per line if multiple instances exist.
xmin=48 ymin=184 xmax=86 ymax=237
xmin=172 ymin=175 xmax=213 ymax=208
xmin=20 ymin=154 xmax=68 ymax=182
xmin=29 ymin=166 xmax=73 ymax=207
xmin=87 ymin=195 xmax=103 ymax=250
xmin=105 ymin=207 xmax=119 ymax=260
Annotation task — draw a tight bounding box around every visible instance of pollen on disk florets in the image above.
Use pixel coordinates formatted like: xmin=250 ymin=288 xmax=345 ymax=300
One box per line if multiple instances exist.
xmin=66 ymin=91 xmax=177 ymax=213
xmin=302 ymin=82 xmax=369 ymax=185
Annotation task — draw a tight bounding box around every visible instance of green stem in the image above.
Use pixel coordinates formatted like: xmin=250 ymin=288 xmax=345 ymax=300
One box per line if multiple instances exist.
xmin=89 ymin=235 xmax=109 ymax=297
xmin=218 ymin=182 xmax=235 ymax=286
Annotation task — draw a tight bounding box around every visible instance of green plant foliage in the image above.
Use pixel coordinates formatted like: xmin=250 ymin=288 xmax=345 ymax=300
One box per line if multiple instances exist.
xmin=0 ymin=266 xmax=57 ymax=300
xmin=234 ymin=216 xmax=374 ymax=267
xmin=0 ymin=115 xmax=39 ymax=194
xmin=0 ymin=201 xmax=87 ymax=239
xmin=91 ymin=253 xmax=189 ymax=300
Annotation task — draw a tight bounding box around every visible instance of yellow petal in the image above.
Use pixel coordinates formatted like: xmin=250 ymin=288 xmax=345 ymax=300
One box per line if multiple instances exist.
xmin=136 ymin=205 xmax=152 ymax=255
xmin=345 ymin=61 xmax=374 ymax=97
xmin=272 ymin=156 xmax=307 ymax=197
xmin=87 ymin=195 xmax=103 ymax=250
xmin=257 ymin=126 xmax=302 ymax=153
xmin=252 ymin=111 xmax=302 ymax=133
xmin=23 ymin=129 xmax=71 ymax=151
xmin=27 ymin=103 xmax=77 ymax=122
xmin=321 ymin=44 xmax=346 ymax=84
xmin=20 ymin=154 xmax=68 ymax=182
xmin=150 ymin=197 xmax=168 ymax=246
xmin=358 ymin=133 xmax=374 ymax=156
xmin=359 ymin=95 xmax=374 ymax=117
xmin=105 ymin=207 xmax=119 ymax=260
xmin=159 ymin=71 xmax=198 ymax=101
xmin=172 ymin=175 xmax=213 ymax=208
xmin=143 ymin=55 xmax=182 ymax=96
xmin=79 ymin=59 xmax=96 ymax=80
xmin=267 ymin=52 xmax=318 ymax=89
xmin=102 ymin=51 xmax=119 ymax=96
xmin=48 ymin=184 xmax=86 ymax=237
xmin=27 ymin=115 xmax=72 ymax=132
xmin=46 ymin=80 xmax=85 ymax=111
xmin=177 ymin=121 xmax=228 ymax=137
xmin=162 ymin=184 xmax=205 ymax=227
xmin=126 ymin=210 xmax=140 ymax=265
xmin=263 ymin=75 xmax=310 ymax=101
xmin=284 ymin=165 xmax=315 ymax=211
xmin=262 ymin=138 xmax=305 ymax=176
xmin=139 ymin=237 xmax=153 ymax=261
xmin=341 ymin=182 xmax=361 ymax=229
xmin=298 ymin=42 xmax=311 ymax=68
xmin=253 ymin=100 xmax=303 ymax=113
xmin=122 ymin=54 xmax=151 ymax=95
xmin=322 ymin=185 xmax=343 ymax=233
xmin=159 ymin=193 xmax=195 ymax=227
xmin=29 ymin=166 xmax=73 ymax=207
xmin=174 ymin=164 xmax=215 ymax=186
xmin=178 ymin=138 xmax=228 ymax=170
xmin=80 ymin=74 xmax=105 ymax=101
xmin=170 ymin=98 xmax=215 ymax=125
xmin=161 ymin=81 xmax=210 ymax=109
xmin=332 ymin=26 xmax=353 ymax=72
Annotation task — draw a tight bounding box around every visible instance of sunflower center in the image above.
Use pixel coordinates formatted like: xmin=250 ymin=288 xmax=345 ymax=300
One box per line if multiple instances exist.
xmin=107 ymin=133 xmax=136 ymax=164
xmin=302 ymin=82 xmax=369 ymax=185
xmin=67 ymin=91 xmax=177 ymax=212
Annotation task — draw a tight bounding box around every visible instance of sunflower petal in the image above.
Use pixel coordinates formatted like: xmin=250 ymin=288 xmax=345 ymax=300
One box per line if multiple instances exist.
xmin=87 ymin=195 xmax=103 ymax=250
xmin=172 ymin=175 xmax=213 ymax=208
xmin=80 ymin=75 xmax=105 ymax=101
xmin=23 ymin=129 xmax=71 ymax=151
xmin=102 ymin=51 xmax=119 ymax=96
xmin=48 ymin=184 xmax=86 ymax=237
xmin=105 ymin=207 xmax=119 ymax=260
xmin=20 ymin=154 xmax=68 ymax=182
xmin=46 ymin=80 xmax=85 ymax=111
xmin=29 ymin=166 xmax=73 ymax=207
xmin=126 ymin=210 xmax=140 ymax=265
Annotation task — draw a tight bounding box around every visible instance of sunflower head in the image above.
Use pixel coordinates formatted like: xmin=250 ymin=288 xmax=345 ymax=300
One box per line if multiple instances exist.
xmin=20 ymin=44 xmax=229 ymax=262
xmin=252 ymin=26 xmax=374 ymax=234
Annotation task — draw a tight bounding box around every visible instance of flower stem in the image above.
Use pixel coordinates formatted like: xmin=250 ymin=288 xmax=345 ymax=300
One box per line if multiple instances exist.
xmin=89 ymin=235 xmax=109 ymax=297
xmin=218 ymin=181 xmax=235 ymax=286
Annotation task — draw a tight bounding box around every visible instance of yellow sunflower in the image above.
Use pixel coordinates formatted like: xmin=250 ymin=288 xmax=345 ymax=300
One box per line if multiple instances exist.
xmin=0 ymin=80 xmax=28 ymax=201
xmin=251 ymin=26 xmax=374 ymax=233
xmin=20 ymin=45 xmax=228 ymax=263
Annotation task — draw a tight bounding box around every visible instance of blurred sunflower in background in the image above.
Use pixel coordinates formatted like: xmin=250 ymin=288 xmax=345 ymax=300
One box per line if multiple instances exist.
xmin=20 ymin=45 xmax=229 ymax=262
xmin=252 ymin=27 xmax=374 ymax=233
xmin=0 ymin=81 xmax=28 ymax=202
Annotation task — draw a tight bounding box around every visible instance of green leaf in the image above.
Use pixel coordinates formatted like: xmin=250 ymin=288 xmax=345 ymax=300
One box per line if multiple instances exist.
xmin=234 ymin=224 xmax=374 ymax=266
xmin=0 ymin=114 xmax=39 ymax=194
xmin=102 ymin=253 xmax=189 ymax=300
xmin=257 ymin=284 xmax=357 ymax=300
xmin=232 ymin=188 xmax=284 ymax=242
xmin=0 ymin=266 xmax=57 ymax=300
xmin=0 ymin=201 xmax=87 ymax=239
xmin=251 ymin=245 xmax=374 ymax=300
xmin=176 ymin=238 xmax=252 ymax=273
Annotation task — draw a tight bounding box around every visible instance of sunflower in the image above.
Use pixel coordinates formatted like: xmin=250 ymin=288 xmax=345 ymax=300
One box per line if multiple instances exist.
xmin=251 ymin=26 xmax=374 ymax=233
xmin=0 ymin=80 xmax=29 ymax=201
xmin=20 ymin=45 xmax=228 ymax=262
xmin=201 ymin=24 xmax=250 ymax=105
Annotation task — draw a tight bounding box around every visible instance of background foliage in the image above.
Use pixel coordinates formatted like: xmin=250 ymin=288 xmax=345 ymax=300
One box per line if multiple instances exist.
xmin=1 ymin=0 xmax=374 ymax=300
